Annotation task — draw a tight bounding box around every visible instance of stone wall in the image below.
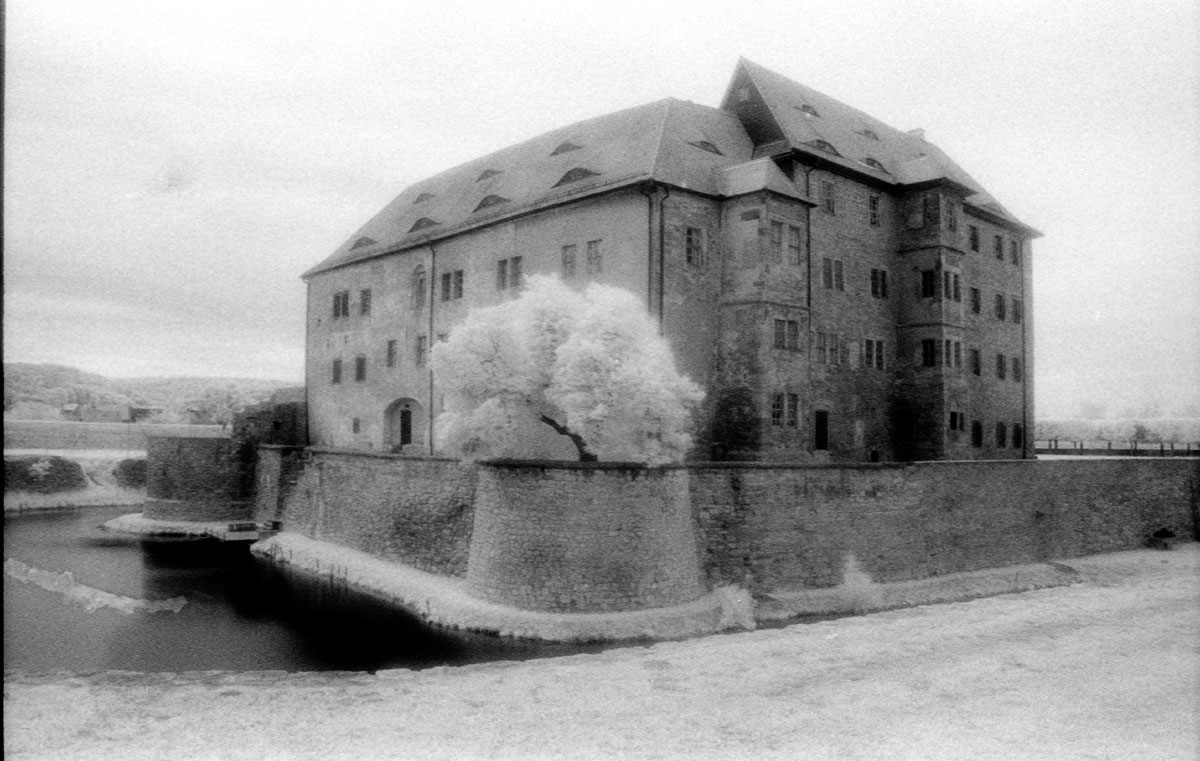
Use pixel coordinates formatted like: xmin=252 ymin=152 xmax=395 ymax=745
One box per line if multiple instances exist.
xmin=260 ymin=450 xmax=1198 ymax=612
xmin=261 ymin=447 xmax=476 ymax=576
xmin=466 ymin=462 xmax=705 ymax=613
xmin=146 ymin=436 xmax=242 ymax=501
xmin=691 ymin=459 xmax=1198 ymax=593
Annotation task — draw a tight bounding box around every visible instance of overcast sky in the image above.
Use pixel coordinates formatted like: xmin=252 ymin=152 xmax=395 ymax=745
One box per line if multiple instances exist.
xmin=4 ymin=0 xmax=1198 ymax=417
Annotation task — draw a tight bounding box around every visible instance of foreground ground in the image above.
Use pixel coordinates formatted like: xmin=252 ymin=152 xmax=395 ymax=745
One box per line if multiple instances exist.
xmin=5 ymin=546 xmax=1198 ymax=761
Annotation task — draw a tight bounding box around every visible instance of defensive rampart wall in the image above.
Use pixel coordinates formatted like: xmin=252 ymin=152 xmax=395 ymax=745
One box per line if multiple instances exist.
xmin=256 ymin=448 xmax=1198 ymax=615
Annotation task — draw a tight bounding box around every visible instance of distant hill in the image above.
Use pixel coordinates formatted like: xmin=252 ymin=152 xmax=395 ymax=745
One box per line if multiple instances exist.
xmin=4 ymin=363 xmax=299 ymax=424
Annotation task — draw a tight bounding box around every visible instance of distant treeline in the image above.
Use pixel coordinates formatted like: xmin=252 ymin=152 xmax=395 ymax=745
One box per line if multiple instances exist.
xmin=3 ymin=362 xmax=297 ymax=425
xmin=1035 ymin=418 xmax=1200 ymax=444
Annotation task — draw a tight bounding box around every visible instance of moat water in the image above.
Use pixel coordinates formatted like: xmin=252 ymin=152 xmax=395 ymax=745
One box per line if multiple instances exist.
xmin=3 ymin=506 xmax=614 ymax=673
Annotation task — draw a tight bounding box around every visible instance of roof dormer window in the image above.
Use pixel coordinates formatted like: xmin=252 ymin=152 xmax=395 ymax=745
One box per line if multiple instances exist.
xmin=474 ymin=194 xmax=509 ymax=212
xmin=688 ymin=140 xmax=723 ymax=156
xmin=350 ymin=236 xmax=377 ymax=250
xmin=861 ymin=157 xmax=889 ymax=173
xmin=805 ymin=139 xmax=841 ymax=156
xmin=414 ymin=192 xmax=436 ymax=204
xmin=409 ymin=217 xmax=440 ymax=232
xmin=476 ymin=169 xmax=502 ymax=182
xmin=797 ymin=104 xmax=820 ymax=118
xmin=858 ymin=128 xmax=880 ymax=141
xmin=553 ymin=167 xmax=600 ymax=187
xmin=551 ymin=141 xmax=582 ymax=156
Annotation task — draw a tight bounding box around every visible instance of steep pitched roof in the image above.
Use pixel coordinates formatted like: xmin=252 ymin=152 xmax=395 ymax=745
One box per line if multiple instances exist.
xmin=304 ymin=99 xmax=758 ymax=277
xmin=722 ymin=58 xmax=1036 ymax=233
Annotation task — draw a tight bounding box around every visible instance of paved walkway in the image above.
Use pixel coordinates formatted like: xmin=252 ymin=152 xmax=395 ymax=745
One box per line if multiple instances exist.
xmin=5 ymin=546 xmax=1198 ymax=760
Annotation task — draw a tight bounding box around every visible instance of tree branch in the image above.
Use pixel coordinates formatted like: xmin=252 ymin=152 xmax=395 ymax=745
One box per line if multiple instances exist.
xmin=539 ymin=414 xmax=598 ymax=462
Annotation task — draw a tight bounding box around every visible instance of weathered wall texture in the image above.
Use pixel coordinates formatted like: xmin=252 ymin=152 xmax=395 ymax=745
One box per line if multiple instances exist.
xmin=259 ymin=447 xmax=476 ymax=576
xmin=260 ymin=449 xmax=1198 ymax=613
xmin=146 ymin=436 xmax=242 ymax=501
xmin=691 ymin=459 xmax=1198 ymax=593
xmin=467 ymin=463 xmax=705 ymax=612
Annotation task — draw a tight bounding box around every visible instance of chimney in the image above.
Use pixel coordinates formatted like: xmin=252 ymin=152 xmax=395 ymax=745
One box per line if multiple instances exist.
xmin=907 ymin=128 xmax=926 ymax=140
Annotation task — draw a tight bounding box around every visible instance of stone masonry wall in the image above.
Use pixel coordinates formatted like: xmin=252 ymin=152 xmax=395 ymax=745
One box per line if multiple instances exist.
xmin=692 ymin=459 xmax=1198 ymax=593
xmin=264 ymin=448 xmax=477 ymax=576
xmin=146 ymin=436 xmax=241 ymax=501
xmin=466 ymin=462 xmax=706 ymax=613
xmin=261 ymin=449 xmax=1198 ymax=612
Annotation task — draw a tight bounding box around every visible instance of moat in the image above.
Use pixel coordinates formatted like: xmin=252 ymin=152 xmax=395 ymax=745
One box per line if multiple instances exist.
xmin=3 ymin=506 xmax=613 ymax=673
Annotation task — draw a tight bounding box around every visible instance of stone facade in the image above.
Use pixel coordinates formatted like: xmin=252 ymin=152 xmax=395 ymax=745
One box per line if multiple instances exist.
xmin=257 ymin=451 xmax=1198 ymax=614
xmin=300 ymin=60 xmax=1040 ymax=463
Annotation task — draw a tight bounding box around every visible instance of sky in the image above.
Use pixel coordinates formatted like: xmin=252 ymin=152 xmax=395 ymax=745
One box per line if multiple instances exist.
xmin=4 ymin=0 xmax=1198 ymax=417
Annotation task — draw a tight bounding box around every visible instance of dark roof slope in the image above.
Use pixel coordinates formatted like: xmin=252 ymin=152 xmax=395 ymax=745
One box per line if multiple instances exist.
xmin=304 ymin=99 xmax=757 ymax=277
xmin=722 ymin=58 xmax=1037 ymax=233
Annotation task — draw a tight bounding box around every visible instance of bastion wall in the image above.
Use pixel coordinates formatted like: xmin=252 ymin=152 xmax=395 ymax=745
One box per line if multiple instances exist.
xmin=256 ymin=447 xmax=1199 ymax=612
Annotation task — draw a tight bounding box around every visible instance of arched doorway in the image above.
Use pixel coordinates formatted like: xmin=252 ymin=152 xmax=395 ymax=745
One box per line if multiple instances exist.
xmin=384 ymin=398 xmax=425 ymax=454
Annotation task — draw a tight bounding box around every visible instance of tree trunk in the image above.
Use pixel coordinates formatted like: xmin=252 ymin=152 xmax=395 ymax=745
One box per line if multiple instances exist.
xmin=539 ymin=415 xmax=598 ymax=462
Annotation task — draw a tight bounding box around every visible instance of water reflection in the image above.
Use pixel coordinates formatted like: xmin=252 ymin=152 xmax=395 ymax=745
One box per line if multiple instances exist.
xmin=6 ymin=508 xmax=619 ymax=673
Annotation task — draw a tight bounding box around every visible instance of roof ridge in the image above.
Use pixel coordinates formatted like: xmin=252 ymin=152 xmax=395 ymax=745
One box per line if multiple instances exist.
xmin=648 ymin=99 xmax=674 ymax=181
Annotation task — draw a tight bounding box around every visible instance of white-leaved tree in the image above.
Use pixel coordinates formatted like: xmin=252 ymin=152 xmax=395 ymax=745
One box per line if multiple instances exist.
xmin=432 ymin=275 xmax=703 ymax=465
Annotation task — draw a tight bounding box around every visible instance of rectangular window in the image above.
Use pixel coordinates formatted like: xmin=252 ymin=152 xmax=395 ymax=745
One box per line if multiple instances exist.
xmin=944 ymin=198 xmax=957 ymax=231
xmin=821 ymin=180 xmax=836 ymax=214
xmin=386 ymin=339 xmax=397 ymax=368
xmin=686 ymin=227 xmax=706 ymax=266
xmin=969 ymin=225 xmax=980 ymax=252
xmin=787 ymin=225 xmax=803 ymax=265
xmin=953 ymin=273 xmax=961 ymax=302
xmin=414 ymin=270 xmax=427 ymax=309
xmin=971 ymin=421 xmax=983 ymax=447
xmin=1012 ymin=423 xmax=1024 ymax=448
xmin=768 ymin=220 xmax=784 ymax=263
xmin=994 ymin=235 xmax=1004 ymax=260
xmin=954 ymin=341 xmax=963 ymax=369
xmin=868 ymin=195 xmax=880 ymax=227
xmin=453 ymin=270 xmax=464 ymax=299
xmin=1011 ymin=240 xmax=1022 ymax=267
xmin=1012 ymin=297 xmax=1023 ymax=324
xmin=416 ymin=336 xmax=428 ymax=367
xmin=921 ymin=339 xmax=938 ymax=367
xmin=943 ymin=271 xmax=952 ymax=301
xmin=332 ymin=291 xmax=350 ymax=318
xmin=331 ymin=359 xmax=342 ymax=384
xmin=354 ymin=355 xmax=366 ymax=382
xmin=949 ymin=411 xmax=960 ymax=432
xmin=970 ymin=287 xmax=981 ymax=314
xmin=771 ymin=394 xmax=784 ymax=426
xmin=816 ymin=332 xmax=828 ymax=364
xmin=996 ymin=422 xmax=1008 ymax=448
xmin=870 ymin=268 xmax=889 ymax=299
xmin=971 ymin=348 xmax=981 ymax=376
xmin=921 ymin=270 xmax=936 ymax=299
xmin=786 ymin=393 xmax=799 ymax=427
xmin=1012 ymin=357 xmax=1023 ymax=382
xmin=510 ymin=256 xmax=522 ymax=288
xmin=995 ymin=293 xmax=1007 ymax=321
xmin=562 ymin=244 xmax=577 ymax=278
xmin=864 ymin=339 xmax=885 ymax=370
xmin=441 ymin=272 xmax=452 ymax=302
xmin=944 ymin=339 xmax=953 ymax=368
xmin=496 ymin=259 xmax=508 ymax=291
xmin=586 ymin=239 xmax=602 ymax=275
xmin=773 ymin=319 xmax=799 ymax=350
xmin=814 ymin=410 xmax=830 ymax=450
xmin=996 ymin=354 xmax=1007 ymax=380
xmin=834 ymin=260 xmax=844 ymax=291
xmin=359 ymin=289 xmax=372 ymax=315
xmin=822 ymin=258 xmax=833 ymax=289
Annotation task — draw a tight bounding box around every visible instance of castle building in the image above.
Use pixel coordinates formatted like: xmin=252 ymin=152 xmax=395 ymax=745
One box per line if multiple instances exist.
xmin=301 ymin=59 xmax=1040 ymax=462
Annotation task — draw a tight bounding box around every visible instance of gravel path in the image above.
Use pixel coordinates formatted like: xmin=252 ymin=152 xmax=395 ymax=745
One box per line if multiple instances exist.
xmin=5 ymin=546 xmax=1198 ymax=760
